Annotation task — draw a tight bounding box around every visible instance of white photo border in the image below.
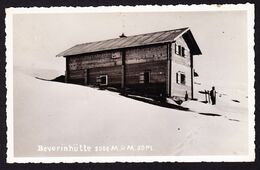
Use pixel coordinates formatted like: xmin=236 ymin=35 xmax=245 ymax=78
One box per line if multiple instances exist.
xmin=5 ymin=4 xmax=255 ymax=163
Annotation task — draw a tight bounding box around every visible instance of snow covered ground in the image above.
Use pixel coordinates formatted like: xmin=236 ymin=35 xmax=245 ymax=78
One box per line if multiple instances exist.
xmin=13 ymin=66 xmax=249 ymax=157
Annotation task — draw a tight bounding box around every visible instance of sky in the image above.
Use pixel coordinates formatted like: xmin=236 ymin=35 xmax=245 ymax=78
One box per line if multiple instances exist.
xmin=12 ymin=9 xmax=249 ymax=88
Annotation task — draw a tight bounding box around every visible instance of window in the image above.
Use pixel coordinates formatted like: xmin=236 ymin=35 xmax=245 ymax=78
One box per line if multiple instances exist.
xmin=96 ymin=75 xmax=108 ymax=86
xmin=139 ymin=71 xmax=150 ymax=84
xmin=112 ymin=52 xmax=120 ymax=59
xmin=175 ymin=44 xmax=186 ymax=57
xmin=176 ymin=72 xmax=186 ymax=85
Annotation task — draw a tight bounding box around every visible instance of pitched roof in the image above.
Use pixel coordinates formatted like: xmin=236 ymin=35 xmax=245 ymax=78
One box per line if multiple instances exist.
xmin=57 ymin=27 xmax=201 ymax=57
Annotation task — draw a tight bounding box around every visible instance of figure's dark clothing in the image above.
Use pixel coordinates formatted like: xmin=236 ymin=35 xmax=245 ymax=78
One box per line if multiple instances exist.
xmin=210 ymin=89 xmax=216 ymax=105
xmin=185 ymin=92 xmax=188 ymax=101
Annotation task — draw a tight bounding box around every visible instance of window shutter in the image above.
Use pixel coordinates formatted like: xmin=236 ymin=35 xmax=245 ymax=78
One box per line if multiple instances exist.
xmin=178 ymin=46 xmax=182 ymax=55
xmin=96 ymin=76 xmax=101 ymax=83
xmin=175 ymin=44 xmax=178 ymax=55
xmin=179 ymin=73 xmax=181 ymax=84
xmin=139 ymin=72 xmax=144 ymax=83
xmin=185 ymin=49 xmax=189 ymax=56
xmin=182 ymin=47 xmax=185 ymax=57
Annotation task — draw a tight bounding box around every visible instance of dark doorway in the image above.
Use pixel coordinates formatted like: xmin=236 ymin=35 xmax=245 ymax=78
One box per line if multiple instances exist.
xmin=84 ymin=69 xmax=89 ymax=85
xmin=144 ymin=71 xmax=150 ymax=84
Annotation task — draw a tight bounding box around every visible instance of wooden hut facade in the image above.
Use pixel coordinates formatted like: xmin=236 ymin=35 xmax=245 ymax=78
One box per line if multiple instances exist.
xmin=57 ymin=27 xmax=202 ymax=100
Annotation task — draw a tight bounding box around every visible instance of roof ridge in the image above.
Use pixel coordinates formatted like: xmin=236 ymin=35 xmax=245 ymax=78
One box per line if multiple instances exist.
xmin=75 ymin=27 xmax=189 ymax=47
xmin=129 ymin=27 xmax=189 ymax=37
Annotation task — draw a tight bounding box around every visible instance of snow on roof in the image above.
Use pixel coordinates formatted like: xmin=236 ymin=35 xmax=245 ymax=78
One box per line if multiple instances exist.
xmin=57 ymin=27 xmax=202 ymax=57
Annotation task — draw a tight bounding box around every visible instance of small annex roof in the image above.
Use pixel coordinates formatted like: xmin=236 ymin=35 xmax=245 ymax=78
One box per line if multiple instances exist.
xmin=57 ymin=27 xmax=202 ymax=57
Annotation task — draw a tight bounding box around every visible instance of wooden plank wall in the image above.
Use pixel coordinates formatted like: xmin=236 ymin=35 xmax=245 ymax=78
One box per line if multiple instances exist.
xmin=67 ymin=44 xmax=168 ymax=88
xmin=125 ymin=45 xmax=167 ymax=64
xmin=125 ymin=45 xmax=167 ymax=84
xmin=88 ymin=65 xmax=122 ymax=86
xmin=67 ymin=50 xmax=122 ymax=84
xmin=124 ymin=45 xmax=168 ymax=96
xmin=69 ymin=51 xmax=122 ymax=70
xmin=125 ymin=60 xmax=167 ymax=85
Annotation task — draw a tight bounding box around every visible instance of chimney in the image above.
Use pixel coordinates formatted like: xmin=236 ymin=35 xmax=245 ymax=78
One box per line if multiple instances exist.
xmin=119 ymin=33 xmax=127 ymax=38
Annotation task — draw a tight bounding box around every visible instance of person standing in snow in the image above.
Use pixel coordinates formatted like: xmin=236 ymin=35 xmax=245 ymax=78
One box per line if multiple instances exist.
xmin=210 ymin=86 xmax=216 ymax=105
xmin=185 ymin=91 xmax=188 ymax=101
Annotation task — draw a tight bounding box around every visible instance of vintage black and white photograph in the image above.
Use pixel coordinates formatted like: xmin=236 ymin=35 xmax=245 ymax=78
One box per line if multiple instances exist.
xmin=6 ymin=5 xmax=255 ymax=162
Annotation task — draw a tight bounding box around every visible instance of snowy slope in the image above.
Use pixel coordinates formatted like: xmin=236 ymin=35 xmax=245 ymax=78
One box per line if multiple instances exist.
xmin=13 ymin=67 xmax=249 ymax=157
